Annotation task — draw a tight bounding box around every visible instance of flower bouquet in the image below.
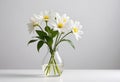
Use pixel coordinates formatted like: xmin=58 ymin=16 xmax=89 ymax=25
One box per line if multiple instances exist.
xmin=27 ymin=11 xmax=83 ymax=76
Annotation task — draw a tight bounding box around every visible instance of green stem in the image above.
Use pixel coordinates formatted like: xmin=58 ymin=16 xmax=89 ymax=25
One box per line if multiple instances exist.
xmin=44 ymin=50 xmax=62 ymax=76
xmin=44 ymin=56 xmax=52 ymax=75
xmin=54 ymin=33 xmax=59 ymax=48
xmin=38 ymin=25 xmax=43 ymax=31
xmin=54 ymin=31 xmax=72 ymax=50
xmin=60 ymin=31 xmax=72 ymax=40
xmin=45 ymin=21 xmax=48 ymax=26
xmin=57 ymin=33 xmax=63 ymax=42
xmin=44 ymin=51 xmax=54 ymax=76
xmin=52 ymin=61 xmax=56 ymax=75
xmin=53 ymin=32 xmax=63 ymax=51
xmin=53 ymin=58 xmax=61 ymax=76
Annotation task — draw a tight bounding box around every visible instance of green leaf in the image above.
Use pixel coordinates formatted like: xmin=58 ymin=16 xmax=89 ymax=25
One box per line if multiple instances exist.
xmin=45 ymin=26 xmax=52 ymax=37
xmin=36 ymin=30 xmax=47 ymax=39
xmin=45 ymin=36 xmax=53 ymax=47
xmin=45 ymin=26 xmax=58 ymax=38
xmin=37 ymin=41 xmax=44 ymax=52
xmin=28 ymin=39 xmax=38 ymax=45
xmin=45 ymin=26 xmax=51 ymax=33
xmin=51 ymin=30 xmax=58 ymax=38
xmin=61 ymin=39 xmax=75 ymax=49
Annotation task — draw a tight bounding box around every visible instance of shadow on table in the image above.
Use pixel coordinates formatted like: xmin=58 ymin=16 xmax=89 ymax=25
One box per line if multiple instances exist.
xmin=0 ymin=73 xmax=63 ymax=82
xmin=0 ymin=73 xmax=45 ymax=78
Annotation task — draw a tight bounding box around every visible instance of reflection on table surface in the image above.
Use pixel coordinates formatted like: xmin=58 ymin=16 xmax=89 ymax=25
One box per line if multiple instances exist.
xmin=0 ymin=70 xmax=120 ymax=82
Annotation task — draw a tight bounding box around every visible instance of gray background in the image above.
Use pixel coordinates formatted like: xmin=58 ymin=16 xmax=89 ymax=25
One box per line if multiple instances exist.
xmin=0 ymin=0 xmax=120 ymax=69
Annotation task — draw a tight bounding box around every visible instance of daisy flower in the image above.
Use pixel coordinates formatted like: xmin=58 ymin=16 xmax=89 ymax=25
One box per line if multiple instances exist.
xmin=27 ymin=15 xmax=42 ymax=33
xmin=71 ymin=20 xmax=83 ymax=40
xmin=52 ymin=13 xmax=70 ymax=33
xmin=61 ymin=14 xmax=70 ymax=23
xmin=39 ymin=10 xmax=55 ymax=23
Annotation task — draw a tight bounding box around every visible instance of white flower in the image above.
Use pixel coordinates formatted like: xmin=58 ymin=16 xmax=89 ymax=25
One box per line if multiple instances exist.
xmin=39 ymin=10 xmax=55 ymax=22
xmin=27 ymin=15 xmax=42 ymax=33
xmin=61 ymin=14 xmax=70 ymax=23
xmin=71 ymin=20 xmax=83 ymax=40
xmin=52 ymin=13 xmax=71 ymax=33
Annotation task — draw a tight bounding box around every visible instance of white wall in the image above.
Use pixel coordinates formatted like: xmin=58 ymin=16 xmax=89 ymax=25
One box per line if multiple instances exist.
xmin=0 ymin=0 xmax=120 ymax=69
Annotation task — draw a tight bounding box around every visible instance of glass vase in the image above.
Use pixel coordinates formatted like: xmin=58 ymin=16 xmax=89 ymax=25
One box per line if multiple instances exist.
xmin=42 ymin=50 xmax=64 ymax=77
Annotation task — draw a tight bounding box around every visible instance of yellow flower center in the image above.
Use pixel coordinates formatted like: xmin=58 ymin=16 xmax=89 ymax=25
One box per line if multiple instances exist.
xmin=63 ymin=18 xmax=67 ymax=22
xmin=43 ymin=15 xmax=49 ymax=21
xmin=73 ymin=27 xmax=79 ymax=33
xmin=58 ymin=23 xmax=64 ymax=28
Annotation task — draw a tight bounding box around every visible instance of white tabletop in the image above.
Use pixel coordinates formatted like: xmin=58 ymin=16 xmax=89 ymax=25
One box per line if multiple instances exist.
xmin=0 ymin=69 xmax=120 ymax=82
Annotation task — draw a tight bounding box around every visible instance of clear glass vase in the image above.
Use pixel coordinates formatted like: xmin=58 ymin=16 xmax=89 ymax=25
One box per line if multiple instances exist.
xmin=42 ymin=50 xmax=64 ymax=77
